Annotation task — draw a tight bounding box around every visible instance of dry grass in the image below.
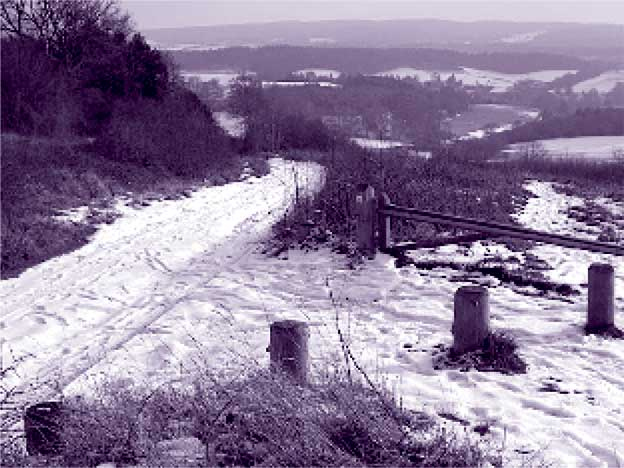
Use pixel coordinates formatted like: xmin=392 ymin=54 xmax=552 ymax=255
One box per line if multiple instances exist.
xmin=432 ymin=331 xmax=528 ymax=375
xmin=2 ymin=370 xmax=503 ymax=467
xmin=0 ymin=134 xmax=269 ymax=279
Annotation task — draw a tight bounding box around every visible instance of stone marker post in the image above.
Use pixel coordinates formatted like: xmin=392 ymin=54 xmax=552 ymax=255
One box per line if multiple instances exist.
xmin=269 ymin=320 xmax=309 ymax=384
xmin=587 ymin=263 xmax=615 ymax=331
xmin=452 ymin=286 xmax=490 ymax=354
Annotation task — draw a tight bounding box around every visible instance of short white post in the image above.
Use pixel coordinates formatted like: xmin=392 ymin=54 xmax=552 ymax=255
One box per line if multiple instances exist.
xmin=452 ymin=286 xmax=490 ymax=354
xmin=355 ymin=184 xmax=376 ymax=257
xmin=269 ymin=320 xmax=309 ymax=384
xmin=587 ymin=263 xmax=615 ymax=331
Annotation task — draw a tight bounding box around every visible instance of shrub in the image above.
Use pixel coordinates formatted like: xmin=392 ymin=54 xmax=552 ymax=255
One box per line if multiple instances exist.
xmin=100 ymin=89 xmax=236 ymax=176
xmin=433 ymin=331 xmax=528 ymax=375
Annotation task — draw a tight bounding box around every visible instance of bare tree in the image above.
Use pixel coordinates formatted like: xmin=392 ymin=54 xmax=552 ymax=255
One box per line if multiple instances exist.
xmin=1 ymin=0 xmax=132 ymax=62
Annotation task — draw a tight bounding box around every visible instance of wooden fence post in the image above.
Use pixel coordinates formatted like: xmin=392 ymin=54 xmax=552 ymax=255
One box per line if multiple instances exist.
xmin=24 ymin=401 xmax=64 ymax=456
xmin=378 ymin=192 xmax=392 ymax=251
xmin=356 ymin=184 xmax=376 ymax=257
xmin=452 ymin=286 xmax=490 ymax=354
xmin=269 ymin=320 xmax=309 ymax=384
xmin=587 ymin=263 xmax=615 ymax=332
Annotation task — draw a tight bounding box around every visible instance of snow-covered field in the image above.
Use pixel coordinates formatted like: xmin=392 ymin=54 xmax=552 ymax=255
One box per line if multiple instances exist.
xmin=446 ymin=103 xmax=539 ymax=139
xmin=375 ymin=67 xmax=575 ymax=92
xmin=507 ymin=136 xmax=624 ymax=160
xmin=2 ymin=161 xmax=623 ymax=466
xmin=573 ymin=70 xmax=624 ymax=94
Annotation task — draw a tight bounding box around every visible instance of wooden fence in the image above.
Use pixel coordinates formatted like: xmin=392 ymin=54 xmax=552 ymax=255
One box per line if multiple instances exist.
xmin=355 ymin=185 xmax=624 ymax=257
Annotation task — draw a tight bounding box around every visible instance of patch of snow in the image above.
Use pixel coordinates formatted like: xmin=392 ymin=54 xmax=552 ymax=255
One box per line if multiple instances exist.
xmin=350 ymin=138 xmax=409 ymax=149
xmin=500 ymin=30 xmax=545 ymax=44
xmin=460 ymin=129 xmax=486 ymax=140
xmin=513 ymin=180 xmax=624 ymax=285
xmin=308 ymin=37 xmax=336 ymax=44
xmin=595 ymin=197 xmax=624 ymax=219
xmin=53 ymin=206 xmax=90 ymax=224
xmin=507 ymin=136 xmax=624 ymax=161
xmin=458 ymin=123 xmax=514 ymax=141
xmin=519 ymin=109 xmax=541 ymax=119
xmin=212 ymin=111 xmax=246 ymax=138
xmin=573 ymin=70 xmax=624 ymax=94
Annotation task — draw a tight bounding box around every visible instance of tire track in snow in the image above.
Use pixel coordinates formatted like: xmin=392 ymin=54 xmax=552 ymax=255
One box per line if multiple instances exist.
xmin=0 ymin=159 xmax=323 ymax=430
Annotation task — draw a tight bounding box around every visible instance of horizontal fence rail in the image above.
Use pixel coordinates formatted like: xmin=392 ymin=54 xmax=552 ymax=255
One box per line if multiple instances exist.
xmin=355 ymin=185 xmax=623 ymax=257
xmin=380 ymin=204 xmax=623 ymax=256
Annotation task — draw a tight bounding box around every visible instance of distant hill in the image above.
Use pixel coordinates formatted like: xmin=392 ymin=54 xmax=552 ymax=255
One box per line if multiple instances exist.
xmin=165 ymin=45 xmax=601 ymax=80
xmin=144 ymin=19 xmax=624 ymax=63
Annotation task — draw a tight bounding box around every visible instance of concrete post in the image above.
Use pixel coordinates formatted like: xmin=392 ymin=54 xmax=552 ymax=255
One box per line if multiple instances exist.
xmin=269 ymin=320 xmax=309 ymax=384
xmin=356 ymin=184 xmax=376 ymax=257
xmin=587 ymin=263 xmax=615 ymax=331
xmin=452 ymin=286 xmax=490 ymax=354
xmin=378 ymin=192 xmax=392 ymax=251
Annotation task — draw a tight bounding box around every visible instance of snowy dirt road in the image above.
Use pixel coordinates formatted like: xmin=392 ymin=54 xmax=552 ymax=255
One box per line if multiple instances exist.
xmin=0 ymin=159 xmax=323 ymax=415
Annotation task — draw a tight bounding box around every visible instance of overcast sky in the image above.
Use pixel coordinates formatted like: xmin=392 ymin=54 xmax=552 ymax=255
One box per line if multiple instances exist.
xmin=120 ymin=1 xmax=624 ymax=30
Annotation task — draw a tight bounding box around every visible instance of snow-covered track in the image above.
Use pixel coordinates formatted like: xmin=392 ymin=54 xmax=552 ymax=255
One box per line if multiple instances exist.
xmin=0 ymin=159 xmax=323 ymax=421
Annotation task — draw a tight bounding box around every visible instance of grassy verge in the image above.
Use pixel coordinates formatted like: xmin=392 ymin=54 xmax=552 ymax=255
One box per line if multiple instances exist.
xmin=2 ymin=371 xmax=501 ymax=467
xmin=0 ymin=133 xmax=269 ymax=279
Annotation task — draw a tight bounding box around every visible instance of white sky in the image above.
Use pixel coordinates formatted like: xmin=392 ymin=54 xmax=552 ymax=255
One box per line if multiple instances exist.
xmin=121 ymin=1 xmax=624 ymax=30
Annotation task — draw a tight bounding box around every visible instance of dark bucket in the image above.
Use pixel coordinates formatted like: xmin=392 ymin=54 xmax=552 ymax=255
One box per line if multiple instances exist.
xmin=24 ymin=401 xmax=64 ymax=456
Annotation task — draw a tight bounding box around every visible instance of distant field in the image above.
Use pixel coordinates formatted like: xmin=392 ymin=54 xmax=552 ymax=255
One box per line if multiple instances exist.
xmin=507 ymin=136 xmax=624 ymax=160
xmin=375 ymin=67 xmax=575 ymax=92
xmin=445 ymin=104 xmax=539 ymax=138
xmin=180 ymin=70 xmax=249 ymax=85
xmin=572 ymin=70 xmax=624 ymax=93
